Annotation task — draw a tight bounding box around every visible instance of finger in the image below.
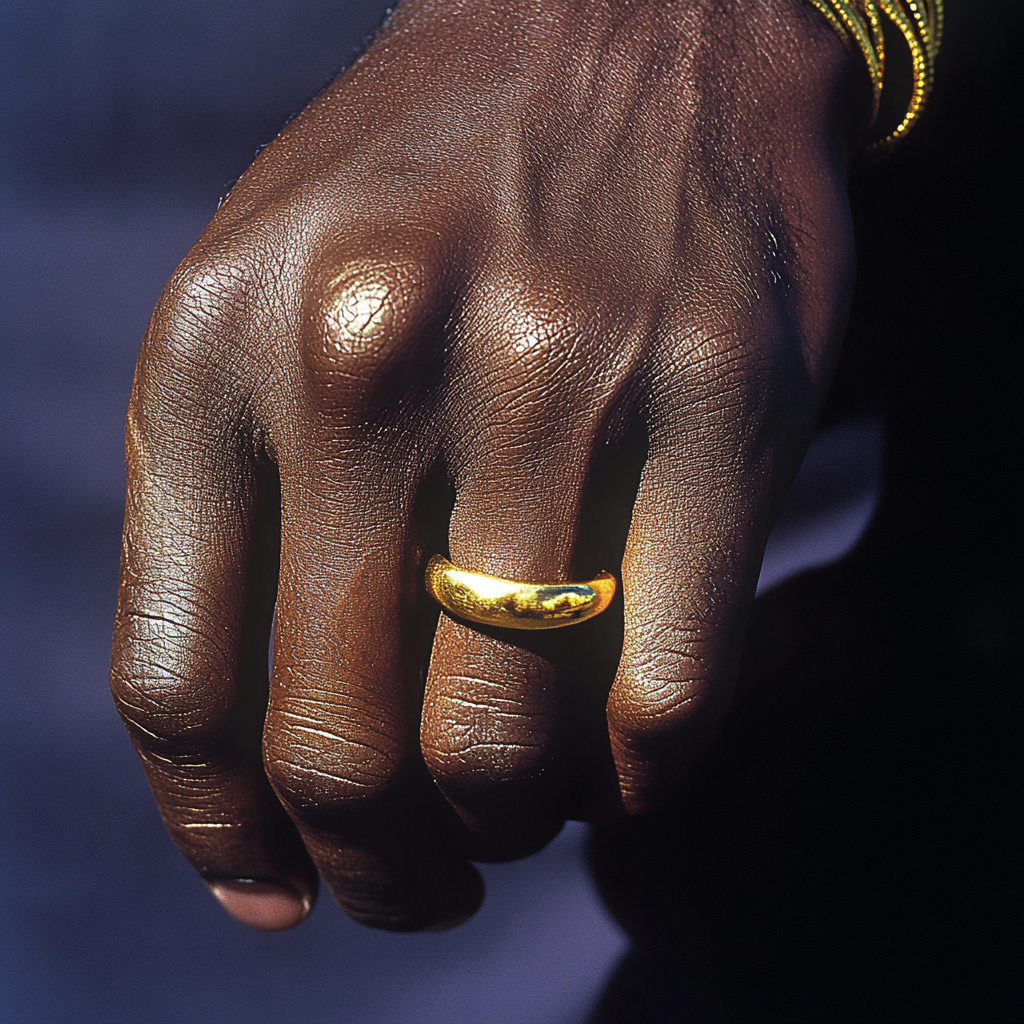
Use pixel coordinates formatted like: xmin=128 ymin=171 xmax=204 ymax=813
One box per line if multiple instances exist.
xmin=422 ymin=284 xmax=617 ymax=859
xmin=606 ymin=322 xmax=817 ymax=814
xmin=110 ymin=273 xmax=317 ymax=931
xmin=605 ymin=160 xmax=855 ymax=812
xmin=607 ymin=452 xmax=758 ymax=814
xmin=264 ymin=456 xmax=483 ymax=930
xmin=261 ymin=237 xmax=483 ymax=931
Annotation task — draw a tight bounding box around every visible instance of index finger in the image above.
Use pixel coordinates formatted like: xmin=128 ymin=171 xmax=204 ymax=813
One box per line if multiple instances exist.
xmin=110 ymin=268 xmax=317 ymax=930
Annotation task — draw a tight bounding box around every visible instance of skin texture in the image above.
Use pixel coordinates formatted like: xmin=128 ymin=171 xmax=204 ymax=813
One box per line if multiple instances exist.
xmin=110 ymin=0 xmax=866 ymax=931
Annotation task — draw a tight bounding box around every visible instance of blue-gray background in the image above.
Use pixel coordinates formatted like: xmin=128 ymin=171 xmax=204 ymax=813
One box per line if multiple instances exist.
xmin=0 ymin=4 xmax=628 ymax=1021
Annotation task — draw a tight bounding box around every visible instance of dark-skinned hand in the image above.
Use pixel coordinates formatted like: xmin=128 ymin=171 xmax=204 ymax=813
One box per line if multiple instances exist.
xmin=110 ymin=0 xmax=866 ymax=932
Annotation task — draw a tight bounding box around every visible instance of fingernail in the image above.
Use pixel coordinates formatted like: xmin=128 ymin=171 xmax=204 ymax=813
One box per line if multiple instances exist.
xmin=209 ymin=879 xmax=310 ymax=931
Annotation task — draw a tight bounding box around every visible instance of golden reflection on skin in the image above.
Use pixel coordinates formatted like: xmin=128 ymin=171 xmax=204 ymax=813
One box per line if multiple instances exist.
xmin=425 ymin=555 xmax=616 ymax=630
xmin=507 ymin=305 xmax=561 ymax=359
xmin=321 ymin=272 xmax=396 ymax=357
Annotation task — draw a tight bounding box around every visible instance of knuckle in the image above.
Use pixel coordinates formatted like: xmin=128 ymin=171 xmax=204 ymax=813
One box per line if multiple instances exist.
xmin=472 ymin=278 xmax=585 ymax=387
xmin=149 ymin=254 xmax=252 ymax=367
xmin=264 ymin=715 xmax=404 ymax=824
xmin=110 ymin=602 xmax=235 ymax=747
xmin=608 ymin=645 xmax=712 ymax=749
xmin=422 ymin=689 xmax=555 ymax=790
xmin=134 ymin=253 xmax=260 ymax=429
xmin=499 ymin=294 xmax=574 ymax=366
xmin=301 ymin=250 xmax=441 ymax=397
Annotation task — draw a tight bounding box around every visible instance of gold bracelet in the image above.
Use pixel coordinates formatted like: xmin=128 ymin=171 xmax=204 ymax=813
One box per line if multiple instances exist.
xmin=804 ymin=0 xmax=943 ymax=159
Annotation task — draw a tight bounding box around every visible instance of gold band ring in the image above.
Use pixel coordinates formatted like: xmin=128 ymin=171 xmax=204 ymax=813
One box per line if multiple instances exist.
xmin=425 ymin=555 xmax=616 ymax=630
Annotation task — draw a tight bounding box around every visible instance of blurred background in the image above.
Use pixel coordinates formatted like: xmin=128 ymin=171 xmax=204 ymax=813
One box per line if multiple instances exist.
xmin=2 ymin=2 xmax=1021 ymax=1022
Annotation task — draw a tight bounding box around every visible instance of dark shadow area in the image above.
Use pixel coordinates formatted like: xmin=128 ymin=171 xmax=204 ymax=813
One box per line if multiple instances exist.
xmin=588 ymin=9 xmax=1023 ymax=1021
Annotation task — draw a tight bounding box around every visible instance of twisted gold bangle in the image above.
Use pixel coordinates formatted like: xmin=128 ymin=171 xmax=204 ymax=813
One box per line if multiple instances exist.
xmin=804 ymin=0 xmax=943 ymax=159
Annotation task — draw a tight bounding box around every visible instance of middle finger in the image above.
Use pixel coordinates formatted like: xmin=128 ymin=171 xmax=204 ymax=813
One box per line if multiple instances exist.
xmin=266 ymin=451 xmax=482 ymax=930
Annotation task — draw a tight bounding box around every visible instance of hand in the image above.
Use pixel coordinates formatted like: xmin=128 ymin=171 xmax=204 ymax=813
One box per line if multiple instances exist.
xmin=110 ymin=0 xmax=864 ymax=932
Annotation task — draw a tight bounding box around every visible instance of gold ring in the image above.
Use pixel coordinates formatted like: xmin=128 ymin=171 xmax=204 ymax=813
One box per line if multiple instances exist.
xmin=424 ymin=555 xmax=616 ymax=630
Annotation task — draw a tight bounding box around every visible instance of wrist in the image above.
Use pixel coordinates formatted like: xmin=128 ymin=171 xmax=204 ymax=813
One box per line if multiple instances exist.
xmin=336 ymin=0 xmax=872 ymax=177
xmin=521 ymin=0 xmax=874 ymax=161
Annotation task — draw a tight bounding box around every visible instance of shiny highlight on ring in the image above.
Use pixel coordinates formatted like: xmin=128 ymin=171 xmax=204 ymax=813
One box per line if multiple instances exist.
xmin=424 ymin=555 xmax=616 ymax=630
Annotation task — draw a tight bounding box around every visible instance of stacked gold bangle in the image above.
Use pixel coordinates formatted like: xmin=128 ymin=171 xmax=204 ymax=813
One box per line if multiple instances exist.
xmin=805 ymin=0 xmax=943 ymax=159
